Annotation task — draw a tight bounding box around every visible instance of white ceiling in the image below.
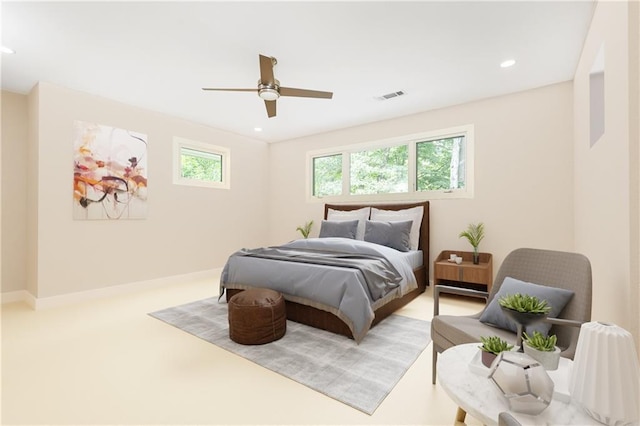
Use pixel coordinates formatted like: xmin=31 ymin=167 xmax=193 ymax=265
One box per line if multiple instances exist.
xmin=1 ymin=1 xmax=595 ymax=143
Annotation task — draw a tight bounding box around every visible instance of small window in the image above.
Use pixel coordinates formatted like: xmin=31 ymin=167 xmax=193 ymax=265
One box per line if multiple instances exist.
xmin=350 ymin=145 xmax=408 ymax=195
xmin=313 ymin=154 xmax=342 ymax=197
xmin=416 ymin=136 xmax=466 ymax=191
xmin=173 ymin=137 xmax=230 ymax=189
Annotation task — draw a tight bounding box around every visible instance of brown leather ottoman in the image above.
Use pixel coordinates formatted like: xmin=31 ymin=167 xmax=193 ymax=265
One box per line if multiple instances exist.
xmin=228 ymin=288 xmax=286 ymax=345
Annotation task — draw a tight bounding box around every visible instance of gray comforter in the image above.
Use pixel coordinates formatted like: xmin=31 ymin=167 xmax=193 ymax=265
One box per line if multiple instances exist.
xmin=220 ymin=237 xmax=418 ymax=342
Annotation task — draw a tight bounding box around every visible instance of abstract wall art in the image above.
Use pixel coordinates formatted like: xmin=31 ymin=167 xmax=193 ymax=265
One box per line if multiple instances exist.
xmin=73 ymin=121 xmax=148 ymax=220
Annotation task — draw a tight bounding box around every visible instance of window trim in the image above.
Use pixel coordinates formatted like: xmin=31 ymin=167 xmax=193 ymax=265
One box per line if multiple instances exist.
xmin=173 ymin=137 xmax=230 ymax=189
xmin=306 ymin=124 xmax=474 ymax=202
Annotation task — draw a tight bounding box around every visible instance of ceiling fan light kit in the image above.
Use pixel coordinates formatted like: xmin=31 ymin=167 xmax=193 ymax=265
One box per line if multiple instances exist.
xmin=258 ymin=84 xmax=280 ymax=101
xmin=203 ymin=54 xmax=332 ymax=118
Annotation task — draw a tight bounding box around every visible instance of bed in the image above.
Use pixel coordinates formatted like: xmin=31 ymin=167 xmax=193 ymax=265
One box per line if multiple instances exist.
xmin=221 ymin=201 xmax=430 ymax=342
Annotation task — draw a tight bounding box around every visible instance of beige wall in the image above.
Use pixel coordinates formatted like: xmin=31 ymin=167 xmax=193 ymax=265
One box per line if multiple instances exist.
xmin=268 ymin=82 xmax=575 ymax=279
xmin=631 ymin=0 xmax=640 ymax=356
xmin=573 ymin=0 xmax=639 ymax=347
xmin=1 ymin=91 xmax=29 ymax=293
xmin=27 ymin=86 xmax=40 ymax=296
xmin=16 ymin=82 xmax=270 ymax=298
xmin=636 ymin=0 xmax=640 ymax=351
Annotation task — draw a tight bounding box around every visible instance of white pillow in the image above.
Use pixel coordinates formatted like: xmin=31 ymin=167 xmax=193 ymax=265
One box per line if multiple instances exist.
xmin=370 ymin=206 xmax=423 ymax=250
xmin=327 ymin=207 xmax=371 ymax=240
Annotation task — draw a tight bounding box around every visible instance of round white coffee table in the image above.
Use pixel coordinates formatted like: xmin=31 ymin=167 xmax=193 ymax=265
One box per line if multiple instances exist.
xmin=436 ymin=343 xmax=598 ymax=425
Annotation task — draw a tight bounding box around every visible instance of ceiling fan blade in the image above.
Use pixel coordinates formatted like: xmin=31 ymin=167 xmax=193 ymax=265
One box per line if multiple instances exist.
xmin=259 ymin=54 xmax=275 ymax=85
xmin=202 ymin=88 xmax=258 ymax=92
xmin=280 ymin=87 xmax=333 ymax=99
xmin=265 ymin=100 xmax=276 ymax=118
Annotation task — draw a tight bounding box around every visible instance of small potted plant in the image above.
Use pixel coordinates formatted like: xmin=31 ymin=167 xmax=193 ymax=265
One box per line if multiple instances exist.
xmin=296 ymin=220 xmax=314 ymax=239
xmin=458 ymin=222 xmax=485 ymax=264
xmin=498 ymin=293 xmax=551 ymax=323
xmin=498 ymin=293 xmax=552 ymax=346
xmin=522 ymin=331 xmax=561 ymax=370
xmin=479 ymin=335 xmax=514 ymax=368
xmin=498 ymin=293 xmax=552 ymax=315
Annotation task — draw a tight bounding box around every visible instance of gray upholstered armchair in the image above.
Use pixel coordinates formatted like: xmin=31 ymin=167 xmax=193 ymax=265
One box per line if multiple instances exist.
xmin=431 ymin=247 xmax=592 ymax=384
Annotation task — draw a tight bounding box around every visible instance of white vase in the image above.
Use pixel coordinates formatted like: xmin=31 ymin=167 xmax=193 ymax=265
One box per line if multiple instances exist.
xmin=523 ymin=344 xmax=560 ymax=370
xmin=569 ymin=322 xmax=640 ymax=426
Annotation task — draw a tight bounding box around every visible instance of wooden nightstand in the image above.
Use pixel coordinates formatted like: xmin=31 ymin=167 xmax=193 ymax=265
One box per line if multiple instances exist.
xmin=434 ymin=250 xmax=493 ymax=293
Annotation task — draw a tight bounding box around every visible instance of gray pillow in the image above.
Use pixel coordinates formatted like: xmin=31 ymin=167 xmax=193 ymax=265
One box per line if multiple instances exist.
xmin=479 ymin=276 xmax=575 ymax=335
xmin=318 ymin=220 xmax=359 ymax=239
xmin=363 ymin=220 xmax=412 ymax=252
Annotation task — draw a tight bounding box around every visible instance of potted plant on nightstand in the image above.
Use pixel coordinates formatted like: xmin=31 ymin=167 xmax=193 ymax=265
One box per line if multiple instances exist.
xmin=479 ymin=336 xmax=514 ymax=368
xmin=522 ymin=331 xmax=561 ymax=370
xmin=459 ymin=222 xmax=485 ymax=264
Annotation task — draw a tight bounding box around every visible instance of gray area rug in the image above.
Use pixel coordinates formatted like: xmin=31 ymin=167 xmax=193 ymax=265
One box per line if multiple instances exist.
xmin=150 ymin=297 xmax=431 ymax=415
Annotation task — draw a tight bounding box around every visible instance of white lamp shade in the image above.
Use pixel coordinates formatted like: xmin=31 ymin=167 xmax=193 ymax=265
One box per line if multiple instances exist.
xmin=569 ymin=322 xmax=640 ymax=426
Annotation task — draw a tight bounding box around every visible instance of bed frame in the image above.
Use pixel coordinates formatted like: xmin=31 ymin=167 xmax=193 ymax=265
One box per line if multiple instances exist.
xmin=226 ymin=201 xmax=430 ymax=339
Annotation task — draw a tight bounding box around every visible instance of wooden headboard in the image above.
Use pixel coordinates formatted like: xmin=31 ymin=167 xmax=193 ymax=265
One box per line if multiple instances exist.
xmin=324 ymin=201 xmax=430 ymax=285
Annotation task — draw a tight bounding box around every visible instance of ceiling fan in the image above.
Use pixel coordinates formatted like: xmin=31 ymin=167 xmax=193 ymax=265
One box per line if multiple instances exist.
xmin=202 ymin=54 xmax=333 ymax=118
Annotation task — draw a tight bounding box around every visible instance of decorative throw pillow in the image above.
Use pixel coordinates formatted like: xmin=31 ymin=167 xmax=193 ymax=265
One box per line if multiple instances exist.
xmin=479 ymin=276 xmax=575 ymax=335
xmin=318 ymin=219 xmax=359 ymax=239
xmin=327 ymin=207 xmax=370 ymax=240
xmin=364 ymin=220 xmax=412 ymax=252
xmin=370 ymin=206 xmax=423 ymax=250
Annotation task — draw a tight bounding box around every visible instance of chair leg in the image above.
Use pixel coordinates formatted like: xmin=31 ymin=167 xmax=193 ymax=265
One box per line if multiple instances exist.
xmin=432 ymin=346 xmax=438 ymax=384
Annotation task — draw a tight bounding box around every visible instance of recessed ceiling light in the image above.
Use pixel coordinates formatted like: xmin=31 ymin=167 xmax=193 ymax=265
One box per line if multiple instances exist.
xmin=500 ymin=59 xmax=516 ymax=68
xmin=254 ymin=127 xmax=263 ymax=132
xmin=1 ymin=46 xmax=15 ymax=54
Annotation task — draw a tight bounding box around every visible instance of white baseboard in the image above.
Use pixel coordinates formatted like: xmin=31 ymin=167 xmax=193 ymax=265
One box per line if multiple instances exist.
xmin=1 ymin=290 xmax=37 ymax=308
xmin=1 ymin=268 xmax=220 ymax=310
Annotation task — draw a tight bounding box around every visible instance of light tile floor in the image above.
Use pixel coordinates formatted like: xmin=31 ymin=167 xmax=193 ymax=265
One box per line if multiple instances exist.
xmin=1 ymin=276 xmax=485 ymax=425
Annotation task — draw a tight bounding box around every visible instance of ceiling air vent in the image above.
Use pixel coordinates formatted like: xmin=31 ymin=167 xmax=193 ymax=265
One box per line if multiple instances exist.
xmin=376 ymin=90 xmax=406 ymax=101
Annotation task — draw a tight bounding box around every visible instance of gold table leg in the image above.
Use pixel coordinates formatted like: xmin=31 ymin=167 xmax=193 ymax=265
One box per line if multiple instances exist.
xmin=454 ymin=406 xmax=467 ymax=425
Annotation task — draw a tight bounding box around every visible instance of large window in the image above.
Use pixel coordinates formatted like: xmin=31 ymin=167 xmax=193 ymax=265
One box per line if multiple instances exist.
xmin=173 ymin=137 xmax=230 ymax=189
xmin=308 ymin=125 xmax=473 ymax=201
